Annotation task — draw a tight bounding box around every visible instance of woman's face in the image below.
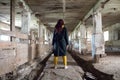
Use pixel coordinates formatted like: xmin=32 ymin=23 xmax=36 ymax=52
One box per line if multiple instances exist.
xmin=62 ymin=25 xmax=64 ymax=28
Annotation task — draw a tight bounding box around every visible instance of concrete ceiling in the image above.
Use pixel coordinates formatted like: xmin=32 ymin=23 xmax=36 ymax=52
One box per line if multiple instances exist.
xmin=0 ymin=0 xmax=10 ymax=23
xmin=102 ymin=0 xmax=120 ymax=28
xmin=0 ymin=0 xmax=120 ymax=33
xmin=24 ymin=0 xmax=98 ymax=33
xmin=0 ymin=0 xmax=38 ymax=29
xmin=86 ymin=0 xmax=120 ymax=29
xmin=0 ymin=0 xmax=22 ymax=25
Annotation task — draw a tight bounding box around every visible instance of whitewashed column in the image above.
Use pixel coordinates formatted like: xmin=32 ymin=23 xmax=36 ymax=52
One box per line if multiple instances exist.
xmin=44 ymin=28 xmax=48 ymax=44
xmin=39 ymin=25 xmax=44 ymax=44
xmin=80 ymin=23 xmax=87 ymax=54
xmin=21 ymin=10 xmax=31 ymax=34
xmin=92 ymin=10 xmax=105 ymax=62
xmin=77 ymin=28 xmax=81 ymax=53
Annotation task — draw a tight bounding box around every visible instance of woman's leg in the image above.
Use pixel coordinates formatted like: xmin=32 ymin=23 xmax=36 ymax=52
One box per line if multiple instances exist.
xmin=54 ymin=56 xmax=58 ymax=68
xmin=62 ymin=56 xmax=68 ymax=69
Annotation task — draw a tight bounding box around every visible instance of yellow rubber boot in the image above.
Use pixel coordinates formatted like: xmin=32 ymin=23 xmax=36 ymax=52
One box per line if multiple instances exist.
xmin=63 ymin=56 xmax=68 ymax=69
xmin=54 ymin=56 xmax=58 ymax=69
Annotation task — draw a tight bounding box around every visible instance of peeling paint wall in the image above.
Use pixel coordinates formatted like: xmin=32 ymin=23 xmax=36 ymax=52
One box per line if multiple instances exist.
xmin=85 ymin=23 xmax=120 ymax=53
xmin=104 ymin=23 xmax=120 ymax=52
xmin=0 ymin=29 xmax=51 ymax=77
xmin=0 ymin=22 xmax=21 ymax=41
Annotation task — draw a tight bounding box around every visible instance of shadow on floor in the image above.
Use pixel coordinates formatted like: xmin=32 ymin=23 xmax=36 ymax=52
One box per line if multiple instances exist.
xmin=69 ymin=51 xmax=114 ymax=80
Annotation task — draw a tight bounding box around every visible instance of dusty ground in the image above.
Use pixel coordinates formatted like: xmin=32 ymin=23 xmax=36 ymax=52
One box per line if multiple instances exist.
xmin=26 ymin=52 xmax=120 ymax=80
xmin=39 ymin=54 xmax=84 ymax=80
xmin=80 ymin=53 xmax=120 ymax=80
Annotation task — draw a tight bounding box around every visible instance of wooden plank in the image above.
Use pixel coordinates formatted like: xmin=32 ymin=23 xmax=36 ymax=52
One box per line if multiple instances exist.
xmin=0 ymin=43 xmax=29 ymax=75
xmin=16 ymin=43 xmax=29 ymax=66
xmin=10 ymin=0 xmax=15 ymax=41
xmin=0 ymin=29 xmax=29 ymax=40
xmin=0 ymin=29 xmax=15 ymax=37
xmin=10 ymin=0 xmax=15 ymax=31
xmin=0 ymin=42 xmax=16 ymax=49
xmin=16 ymin=32 xmax=29 ymax=40
xmin=0 ymin=49 xmax=16 ymax=75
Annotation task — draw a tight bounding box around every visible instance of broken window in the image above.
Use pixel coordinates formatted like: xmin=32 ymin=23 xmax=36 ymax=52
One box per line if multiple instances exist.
xmin=104 ymin=31 xmax=109 ymax=41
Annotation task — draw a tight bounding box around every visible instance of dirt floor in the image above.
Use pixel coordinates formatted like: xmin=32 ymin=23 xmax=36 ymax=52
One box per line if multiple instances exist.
xmin=39 ymin=53 xmax=84 ymax=80
xmin=79 ymin=53 xmax=120 ymax=80
xmin=18 ymin=52 xmax=120 ymax=80
xmin=40 ymin=52 xmax=120 ymax=80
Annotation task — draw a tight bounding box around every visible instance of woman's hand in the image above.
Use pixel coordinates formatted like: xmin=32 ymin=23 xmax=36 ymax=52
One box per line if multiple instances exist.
xmin=66 ymin=45 xmax=69 ymax=50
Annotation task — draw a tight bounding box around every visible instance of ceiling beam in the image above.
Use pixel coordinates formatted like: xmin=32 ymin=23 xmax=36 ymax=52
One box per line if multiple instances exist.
xmin=19 ymin=0 xmax=32 ymax=12
xmin=83 ymin=0 xmax=110 ymax=21
xmin=71 ymin=0 xmax=110 ymax=35
xmin=62 ymin=0 xmax=66 ymax=20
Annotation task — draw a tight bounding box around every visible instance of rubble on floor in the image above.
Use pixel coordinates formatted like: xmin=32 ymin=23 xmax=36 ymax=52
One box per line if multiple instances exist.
xmin=39 ymin=54 xmax=84 ymax=80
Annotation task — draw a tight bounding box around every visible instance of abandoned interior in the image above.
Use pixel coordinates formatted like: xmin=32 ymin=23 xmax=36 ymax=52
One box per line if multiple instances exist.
xmin=0 ymin=0 xmax=120 ymax=80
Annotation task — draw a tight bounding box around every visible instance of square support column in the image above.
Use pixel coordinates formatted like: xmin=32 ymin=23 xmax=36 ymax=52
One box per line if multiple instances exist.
xmin=92 ymin=10 xmax=105 ymax=62
xmin=21 ymin=10 xmax=31 ymax=34
xmin=44 ymin=28 xmax=47 ymax=44
xmin=39 ymin=25 xmax=44 ymax=44
xmin=37 ymin=24 xmax=44 ymax=58
xmin=79 ymin=23 xmax=87 ymax=54
xmin=21 ymin=10 xmax=31 ymax=62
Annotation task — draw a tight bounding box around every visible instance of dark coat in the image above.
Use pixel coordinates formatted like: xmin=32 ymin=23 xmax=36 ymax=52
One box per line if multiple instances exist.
xmin=52 ymin=27 xmax=69 ymax=56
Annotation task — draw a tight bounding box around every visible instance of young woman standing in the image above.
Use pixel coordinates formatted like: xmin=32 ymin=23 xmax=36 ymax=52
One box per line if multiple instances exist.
xmin=52 ymin=19 xmax=69 ymax=69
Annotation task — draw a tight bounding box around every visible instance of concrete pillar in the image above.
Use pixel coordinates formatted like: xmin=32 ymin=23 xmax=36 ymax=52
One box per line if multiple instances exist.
xmin=20 ymin=9 xmax=32 ymax=63
xmin=71 ymin=34 xmax=72 ymax=39
xmin=37 ymin=24 xmax=44 ymax=58
xmin=73 ymin=31 xmax=76 ymax=50
xmin=77 ymin=28 xmax=81 ymax=53
xmin=39 ymin=25 xmax=44 ymax=44
xmin=36 ymin=14 xmax=43 ymax=44
xmin=38 ymin=18 xmax=41 ymax=38
xmin=72 ymin=33 xmax=74 ymax=40
xmin=73 ymin=31 xmax=75 ymax=39
xmin=79 ymin=23 xmax=87 ymax=54
xmin=21 ymin=10 xmax=31 ymax=34
xmin=92 ymin=10 xmax=105 ymax=62
xmin=44 ymin=28 xmax=47 ymax=44
xmin=69 ymin=33 xmax=73 ymax=51
xmin=69 ymin=35 xmax=71 ymax=41
xmin=29 ymin=30 xmax=36 ymax=62
xmin=79 ymin=39 xmax=81 ymax=53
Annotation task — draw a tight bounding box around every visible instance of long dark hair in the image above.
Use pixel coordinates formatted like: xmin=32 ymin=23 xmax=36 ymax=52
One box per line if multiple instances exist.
xmin=55 ymin=19 xmax=64 ymax=32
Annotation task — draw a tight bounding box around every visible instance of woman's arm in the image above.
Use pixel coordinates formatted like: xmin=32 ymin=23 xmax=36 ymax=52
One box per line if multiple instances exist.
xmin=64 ymin=27 xmax=69 ymax=45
